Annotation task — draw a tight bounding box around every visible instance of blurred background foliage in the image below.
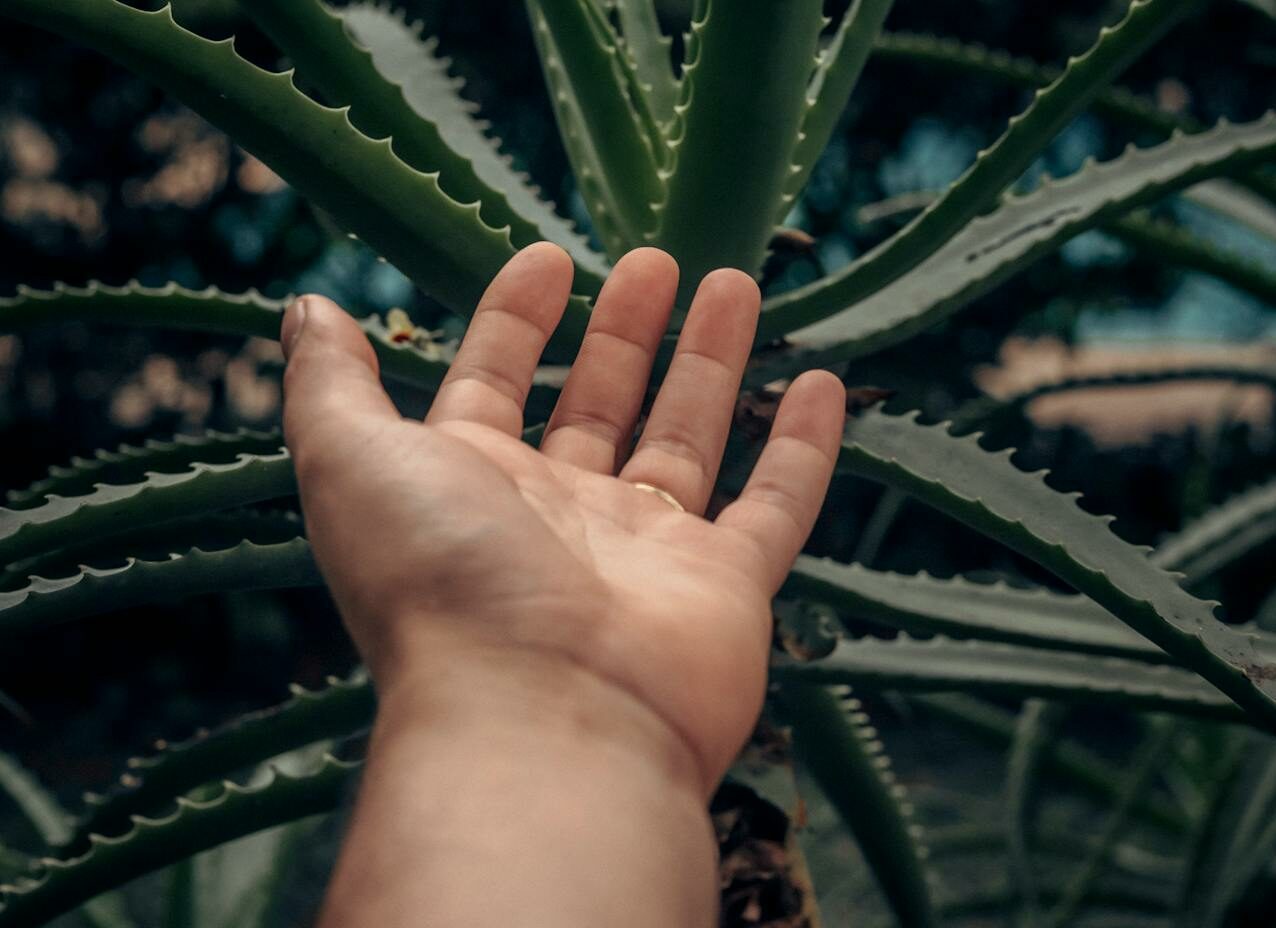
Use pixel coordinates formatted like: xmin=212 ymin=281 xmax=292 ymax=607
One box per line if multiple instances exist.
xmin=2 ymin=0 xmax=1276 ymax=922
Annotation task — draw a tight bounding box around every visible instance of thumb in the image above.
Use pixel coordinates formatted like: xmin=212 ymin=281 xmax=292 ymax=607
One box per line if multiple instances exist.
xmin=281 ymin=294 xmax=398 ymax=479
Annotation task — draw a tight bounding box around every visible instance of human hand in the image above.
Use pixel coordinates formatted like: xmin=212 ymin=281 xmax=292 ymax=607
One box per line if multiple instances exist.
xmin=281 ymin=244 xmax=845 ymax=795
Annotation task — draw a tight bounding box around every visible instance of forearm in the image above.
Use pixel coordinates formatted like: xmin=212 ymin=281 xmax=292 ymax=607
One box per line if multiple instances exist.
xmin=316 ymin=642 xmax=720 ymax=928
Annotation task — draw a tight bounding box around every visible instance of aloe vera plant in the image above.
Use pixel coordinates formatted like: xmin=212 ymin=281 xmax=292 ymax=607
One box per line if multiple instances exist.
xmin=2 ymin=0 xmax=1276 ymax=924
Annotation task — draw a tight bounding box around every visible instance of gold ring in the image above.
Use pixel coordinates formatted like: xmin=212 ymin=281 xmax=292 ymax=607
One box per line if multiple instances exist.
xmin=632 ymin=482 xmax=685 ymax=513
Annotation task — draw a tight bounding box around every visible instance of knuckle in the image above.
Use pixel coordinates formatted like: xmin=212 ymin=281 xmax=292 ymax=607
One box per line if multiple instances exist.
xmin=639 ymin=430 xmax=712 ymax=482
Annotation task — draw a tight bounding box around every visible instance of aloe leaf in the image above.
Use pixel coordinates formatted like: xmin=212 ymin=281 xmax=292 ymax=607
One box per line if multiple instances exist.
xmin=774 ymin=685 xmax=938 ymax=928
xmin=753 ymin=113 xmax=1276 ymax=377
xmin=652 ymin=0 xmax=825 ymax=300
xmin=524 ymin=5 xmax=627 ymax=257
xmin=936 ymin=880 xmax=1171 ymax=921
xmin=0 ymin=282 xmax=453 ymax=390
xmin=1153 ymin=477 xmax=1276 ymax=585
xmin=755 ymin=0 xmax=1196 ymax=342
xmin=1174 ymin=736 xmax=1250 ymax=926
xmin=787 ymin=559 xmax=1167 ymax=662
xmin=1 ymin=508 xmax=303 ymax=590
xmin=202 ymin=822 xmax=317 ymax=928
xmin=784 ymin=0 xmax=897 ymax=205
xmin=1044 ymin=719 xmax=1176 ymax=927
xmin=524 ymin=0 xmax=662 ymax=256
xmin=0 ymin=754 xmax=74 ymax=852
xmin=870 ymin=31 xmax=1276 ymax=205
xmin=0 ymin=281 xmax=285 ymax=340
xmin=790 ymin=557 xmax=1276 ymax=668
xmin=70 ymin=676 xmax=373 ymax=853
xmin=0 ymin=0 xmax=592 ymax=353
xmin=184 ymin=742 xmax=330 ymax=928
xmin=5 ymin=429 xmax=282 ymax=511
xmin=845 ymin=192 xmax=1276 ymax=312
xmin=871 ymin=30 xmax=1184 ymax=137
xmin=0 ymin=538 xmax=320 ymax=640
xmin=1222 ymin=785 xmax=1276 ymax=926
xmin=241 ymin=0 xmax=607 ymax=287
xmin=909 ymin=694 xmax=1187 ymax=832
xmin=584 ymin=1 xmax=670 ymax=162
xmin=1175 ymin=738 xmax=1276 ymax=927
xmin=790 ymin=471 xmax=1276 ymax=667
xmin=0 ymin=282 xmax=572 ymax=406
xmin=0 ymin=452 xmax=295 ymax=569
xmin=1185 ymin=179 xmax=1276 ymax=242
xmin=927 ymin=822 xmax=1179 ymax=881
xmin=0 ymin=754 xmax=137 ymax=928
xmin=951 ymin=361 xmax=1276 ymax=441
xmin=1004 ymin=700 xmax=1066 ymax=923
xmin=606 ymin=0 xmax=677 ymax=125
xmin=773 ymin=635 xmax=1240 ymax=720
xmin=835 ymin=408 xmax=1276 ymax=726
xmin=1110 ymin=213 xmax=1276 ymax=306
xmin=0 ymin=755 xmax=358 ymax=928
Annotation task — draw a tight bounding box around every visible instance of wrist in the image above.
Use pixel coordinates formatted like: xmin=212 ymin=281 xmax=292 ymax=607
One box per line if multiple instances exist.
xmin=321 ymin=634 xmax=721 ymax=928
xmin=370 ymin=623 xmax=712 ymax=801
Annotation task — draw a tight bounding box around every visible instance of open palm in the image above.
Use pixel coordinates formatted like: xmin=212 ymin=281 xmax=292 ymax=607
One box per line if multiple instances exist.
xmin=282 ymin=244 xmax=845 ymax=789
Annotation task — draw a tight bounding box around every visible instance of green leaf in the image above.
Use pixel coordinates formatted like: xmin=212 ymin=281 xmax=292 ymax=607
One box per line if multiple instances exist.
xmin=755 ymin=0 xmax=1197 ymax=342
xmin=1185 ymin=179 xmax=1276 ymax=242
xmin=241 ymin=0 xmax=607 ymax=287
xmin=784 ymin=0 xmax=897 ymax=204
xmin=524 ymin=0 xmax=663 ymax=257
xmin=0 ymin=538 xmax=320 ymax=640
xmin=71 ymin=676 xmax=372 ymax=852
xmin=927 ymin=822 xmax=1179 ymax=882
xmin=787 ymin=559 xmax=1168 ymax=662
xmin=0 ymin=281 xmax=285 ymax=340
xmin=774 ymin=684 xmax=938 ymax=928
xmin=1 ymin=507 xmax=304 ymax=590
xmin=606 ymin=0 xmax=677 ymax=126
xmin=1175 ymin=737 xmax=1276 ymax=928
xmin=773 ymin=635 xmax=1241 ymax=720
xmin=0 ymin=451 xmax=295 ymax=569
xmin=185 ymin=793 xmax=322 ymax=928
xmin=652 ymin=0 xmax=825 ymax=300
xmin=839 ymin=194 xmax=1276 ymax=312
xmin=0 ymin=0 xmax=591 ymax=353
xmin=753 ymin=113 xmax=1276 ymax=378
xmin=4 ymin=429 xmax=283 ymax=511
xmin=834 ymin=408 xmax=1276 ymax=728
xmin=0 ymin=754 xmax=137 ymax=928
xmin=871 ymin=30 xmax=1185 ymax=137
xmin=0 ymin=754 xmax=73 ymax=850
xmin=909 ymin=694 xmax=1188 ymax=832
xmin=1111 ymin=213 xmax=1276 ymax=306
xmin=936 ymin=880 xmax=1171 ymax=921
xmin=0 ymin=282 xmax=570 ymax=408
xmin=0 ymin=755 xmax=358 ymax=928
xmin=1237 ymin=0 xmax=1276 ymax=17
xmin=788 ymin=557 xmax=1276 ymax=668
xmin=869 ymin=30 xmax=1276 ymax=206
xmin=1004 ymin=700 xmax=1066 ymax=923
xmin=0 ymin=282 xmax=455 ymax=390
xmin=575 ymin=0 xmax=669 ymax=179
xmin=1220 ymin=782 xmax=1276 ymax=927
xmin=1153 ymin=477 xmax=1276 ymax=586
xmin=1044 ymin=719 xmax=1176 ymax=928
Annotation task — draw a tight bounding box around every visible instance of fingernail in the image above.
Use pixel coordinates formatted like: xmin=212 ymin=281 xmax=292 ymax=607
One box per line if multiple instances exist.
xmin=281 ymin=297 xmax=308 ymax=361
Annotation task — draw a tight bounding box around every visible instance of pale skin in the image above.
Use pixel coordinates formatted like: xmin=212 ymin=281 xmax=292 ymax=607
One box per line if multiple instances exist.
xmin=281 ymin=243 xmax=845 ymax=927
